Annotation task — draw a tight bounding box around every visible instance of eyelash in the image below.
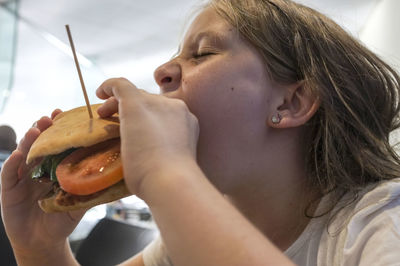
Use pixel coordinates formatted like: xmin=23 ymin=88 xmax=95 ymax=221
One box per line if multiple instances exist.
xmin=193 ymin=51 xmax=214 ymax=59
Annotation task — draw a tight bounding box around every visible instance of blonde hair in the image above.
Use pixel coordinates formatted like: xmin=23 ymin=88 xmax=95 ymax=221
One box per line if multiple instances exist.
xmin=208 ymin=0 xmax=400 ymax=211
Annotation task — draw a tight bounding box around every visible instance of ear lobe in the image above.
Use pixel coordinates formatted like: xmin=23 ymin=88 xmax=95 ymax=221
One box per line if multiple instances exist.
xmin=268 ymin=82 xmax=320 ymax=128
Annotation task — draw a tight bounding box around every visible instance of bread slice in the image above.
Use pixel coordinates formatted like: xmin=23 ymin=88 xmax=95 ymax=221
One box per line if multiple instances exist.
xmin=39 ymin=180 xmax=131 ymax=213
xmin=26 ymin=104 xmax=131 ymax=213
xmin=27 ymin=104 xmax=120 ymax=164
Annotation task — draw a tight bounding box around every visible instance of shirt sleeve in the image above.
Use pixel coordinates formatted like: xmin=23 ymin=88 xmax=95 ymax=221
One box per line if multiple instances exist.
xmin=342 ymin=200 xmax=400 ymax=266
xmin=142 ymin=236 xmax=174 ymax=266
xmin=318 ymin=179 xmax=400 ymax=266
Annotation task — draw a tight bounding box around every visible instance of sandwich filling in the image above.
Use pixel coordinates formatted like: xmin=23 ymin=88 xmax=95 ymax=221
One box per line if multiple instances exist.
xmin=31 ymin=148 xmax=77 ymax=182
xmin=31 ymin=138 xmax=123 ymax=205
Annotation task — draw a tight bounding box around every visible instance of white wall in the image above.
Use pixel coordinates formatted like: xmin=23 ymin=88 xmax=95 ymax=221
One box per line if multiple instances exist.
xmin=1 ymin=0 xmax=399 ymax=141
xmin=360 ymin=0 xmax=400 ymax=72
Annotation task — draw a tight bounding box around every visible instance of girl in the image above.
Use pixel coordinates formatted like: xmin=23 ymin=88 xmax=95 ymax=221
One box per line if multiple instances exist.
xmin=2 ymin=0 xmax=400 ymax=265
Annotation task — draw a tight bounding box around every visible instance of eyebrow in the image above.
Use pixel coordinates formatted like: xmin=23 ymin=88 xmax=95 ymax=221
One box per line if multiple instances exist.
xmin=192 ymin=30 xmax=228 ymax=45
xmin=174 ymin=30 xmax=229 ymax=56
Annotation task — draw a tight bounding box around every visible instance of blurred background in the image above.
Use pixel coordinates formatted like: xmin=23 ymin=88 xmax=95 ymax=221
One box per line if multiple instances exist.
xmin=0 ymin=0 xmax=400 ymax=264
xmin=0 ymin=0 xmax=399 ymax=143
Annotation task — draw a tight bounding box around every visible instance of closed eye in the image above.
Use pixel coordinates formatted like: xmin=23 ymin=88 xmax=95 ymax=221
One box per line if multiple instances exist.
xmin=193 ymin=51 xmax=214 ymax=59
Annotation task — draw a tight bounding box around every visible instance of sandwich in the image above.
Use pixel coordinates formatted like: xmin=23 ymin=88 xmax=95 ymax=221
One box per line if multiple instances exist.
xmin=26 ymin=104 xmax=131 ymax=213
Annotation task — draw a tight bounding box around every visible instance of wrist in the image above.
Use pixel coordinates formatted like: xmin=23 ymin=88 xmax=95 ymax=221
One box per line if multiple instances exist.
xmin=13 ymin=239 xmax=78 ymax=266
xmin=136 ymin=157 xmax=202 ymax=203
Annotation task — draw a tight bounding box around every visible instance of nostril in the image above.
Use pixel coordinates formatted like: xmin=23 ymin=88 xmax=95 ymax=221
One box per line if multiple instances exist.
xmin=161 ymin=77 xmax=172 ymax=83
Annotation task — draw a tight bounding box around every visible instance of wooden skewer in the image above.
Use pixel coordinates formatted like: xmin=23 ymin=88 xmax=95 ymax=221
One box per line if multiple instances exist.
xmin=65 ymin=24 xmax=93 ymax=119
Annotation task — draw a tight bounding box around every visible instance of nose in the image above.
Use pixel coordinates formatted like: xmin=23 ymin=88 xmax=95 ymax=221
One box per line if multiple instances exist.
xmin=154 ymin=60 xmax=182 ymax=94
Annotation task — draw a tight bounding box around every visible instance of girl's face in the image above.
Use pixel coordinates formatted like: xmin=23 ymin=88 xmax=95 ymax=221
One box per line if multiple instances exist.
xmin=154 ymin=7 xmax=278 ymax=192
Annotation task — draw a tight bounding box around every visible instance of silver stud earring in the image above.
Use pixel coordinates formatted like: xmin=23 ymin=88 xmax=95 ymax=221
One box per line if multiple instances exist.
xmin=271 ymin=113 xmax=282 ymax=124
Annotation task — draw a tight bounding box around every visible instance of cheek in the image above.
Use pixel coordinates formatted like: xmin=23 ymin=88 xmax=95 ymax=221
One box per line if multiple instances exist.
xmin=180 ymin=58 xmax=272 ymax=189
xmin=182 ymin=59 xmax=271 ymax=130
xmin=182 ymin=69 xmax=271 ymax=172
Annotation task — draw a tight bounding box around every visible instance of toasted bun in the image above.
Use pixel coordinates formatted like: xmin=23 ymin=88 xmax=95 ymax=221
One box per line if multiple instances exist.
xmin=27 ymin=104 xmax=120 ymax=164
xmin=28 ymin=104 xmax=129 ymax=212
xmin=39 ymin=181 xmax=131 ymax=213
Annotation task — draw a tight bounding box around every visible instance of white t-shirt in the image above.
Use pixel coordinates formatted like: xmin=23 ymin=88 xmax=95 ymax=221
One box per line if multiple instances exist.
xmin=143 ymin=178 xmax=400 ymax=266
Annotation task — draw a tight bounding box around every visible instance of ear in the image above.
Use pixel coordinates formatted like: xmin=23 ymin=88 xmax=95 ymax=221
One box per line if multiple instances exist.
xmin=268 ymin=82 xmax=320 ymax=128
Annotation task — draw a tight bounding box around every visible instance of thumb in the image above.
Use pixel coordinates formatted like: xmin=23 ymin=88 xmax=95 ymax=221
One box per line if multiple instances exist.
xmin=1 ymin=150 xmax=23 ymax=192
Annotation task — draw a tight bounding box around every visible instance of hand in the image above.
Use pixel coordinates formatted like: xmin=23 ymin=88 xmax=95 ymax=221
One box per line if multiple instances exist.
xmin=0 ymin=109 xmax=85 ymax=256
xmin=96 ymin=78 xmax=199 ymax=197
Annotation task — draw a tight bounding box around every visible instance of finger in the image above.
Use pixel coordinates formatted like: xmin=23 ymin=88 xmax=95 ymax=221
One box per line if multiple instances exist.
xmin=97 ymin=96 xmax=119 ymax=118
xmin=51 ymin=109 xmax=62 ymax=120
xmin=96 ymin=77 xmax=139 ymax=100
xmin=0 ymin=150 xmax=23 ymax=191
xmin=35 ymin=116 xmax=53 ymax=132
xmin=96 ymin=78 xmax=122 ymax=99
xmin=17 ymin=127 xmax=41 ymax=155
xmin=96 ymin=84 xmax=111 ymax=99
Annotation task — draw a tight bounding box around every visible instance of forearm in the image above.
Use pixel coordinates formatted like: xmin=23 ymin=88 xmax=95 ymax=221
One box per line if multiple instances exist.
xmin=13 ymin=239 xmax=79 ymax=266
xmin=139 ymin=160 xmax=295 ymax=266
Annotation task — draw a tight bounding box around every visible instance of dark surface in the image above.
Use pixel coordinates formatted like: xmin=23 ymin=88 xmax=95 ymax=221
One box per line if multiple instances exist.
xmin=0 ymin=125 xmax=17 ymax=151
xmin=75 ymin=217 xmax=158 ymax=266
xmin=0 ymin=212 xmax=17 ymax=266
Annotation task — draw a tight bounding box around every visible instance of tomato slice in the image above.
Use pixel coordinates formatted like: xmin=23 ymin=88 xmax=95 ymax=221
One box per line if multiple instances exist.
xmin=56 ymin=138 xmax=123 ymax=195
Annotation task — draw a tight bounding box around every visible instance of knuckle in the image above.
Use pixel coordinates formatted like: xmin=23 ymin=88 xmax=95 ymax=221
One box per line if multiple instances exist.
xmin=117 ymin=77 xmax=129 ymax=82
xmin=115 ymin=77 xmax=133 ymax=88
xmin=137 ymin=88 xmax=148 ymax=95
xmin=172 ymin=98 xmax=188 ymax=110
xmin=102 ymin=78 xmax=115 ymax=86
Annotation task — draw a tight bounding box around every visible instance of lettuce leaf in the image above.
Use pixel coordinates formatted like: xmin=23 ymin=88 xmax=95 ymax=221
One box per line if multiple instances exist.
xmin=31 ymin=148 xmax=77 ymax=182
